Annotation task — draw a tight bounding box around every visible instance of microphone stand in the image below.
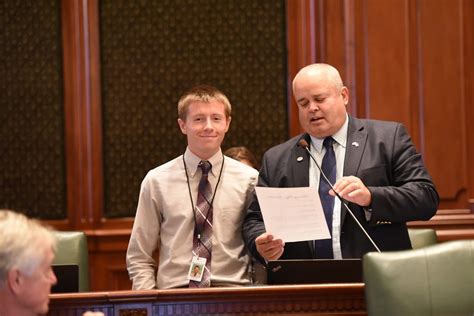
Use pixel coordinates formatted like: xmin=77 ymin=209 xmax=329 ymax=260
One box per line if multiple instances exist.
xmin=299 ymin=139 xmax=381 ymax=253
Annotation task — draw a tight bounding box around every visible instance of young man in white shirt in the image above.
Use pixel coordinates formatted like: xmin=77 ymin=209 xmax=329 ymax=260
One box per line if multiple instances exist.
xmin=126 ymin=85 xmax=258 ymax=289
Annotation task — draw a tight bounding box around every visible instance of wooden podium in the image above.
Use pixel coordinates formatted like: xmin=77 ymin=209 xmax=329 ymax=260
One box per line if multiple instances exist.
xmin=48 ymin=283 xmax=366 ymax=315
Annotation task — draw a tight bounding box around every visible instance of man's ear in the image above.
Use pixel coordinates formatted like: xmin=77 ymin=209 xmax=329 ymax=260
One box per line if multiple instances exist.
xmin=177 ymin=118 xmax=187 ymax=134
xmin=341 ymin=86 xmax=350 ymax=105
xmin=224 ymin=116 xmax=232 ymax=133
xmin=7 ymin=269 xmax=22 ymax=294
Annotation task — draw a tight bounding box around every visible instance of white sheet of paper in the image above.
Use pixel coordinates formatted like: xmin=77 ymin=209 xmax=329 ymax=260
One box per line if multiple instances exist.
xmin=255 ymin=186 xmax=331 ymax=242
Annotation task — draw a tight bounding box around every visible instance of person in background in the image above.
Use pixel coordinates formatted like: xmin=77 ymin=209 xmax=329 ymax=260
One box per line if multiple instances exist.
xmin=224 ymin=146 xmax=259 ymax=170
xmin=0 ymin=210 xmax=57 ymax=316
xmin=0 ymin=210 xmax=104 ymax=316
xmin=126 ymin=85 xmax=259 ymax=289
xmin=243 ymin=63 xmax=439 ymax=264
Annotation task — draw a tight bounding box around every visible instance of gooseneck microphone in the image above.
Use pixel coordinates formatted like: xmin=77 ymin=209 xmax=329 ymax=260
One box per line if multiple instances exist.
xmin=298 ymin=138 xmax=381 ymax=253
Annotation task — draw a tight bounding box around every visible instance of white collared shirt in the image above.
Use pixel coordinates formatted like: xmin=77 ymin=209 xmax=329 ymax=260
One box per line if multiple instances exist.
xmin=308 ymin=114 xmax=349 ymax=259
xmin=126 ymin=148 xmax=259 ymax=289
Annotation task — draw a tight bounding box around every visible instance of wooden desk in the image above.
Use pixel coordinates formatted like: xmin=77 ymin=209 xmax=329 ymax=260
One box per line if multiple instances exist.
xmin=48 ymin=283 xmax=366 ymax=315
xmin=84 ymin=209 xmax=474 ymax=291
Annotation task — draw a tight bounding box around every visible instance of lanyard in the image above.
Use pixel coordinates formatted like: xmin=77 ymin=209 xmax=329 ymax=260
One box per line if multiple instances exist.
xmin=183 ymin=154 xmax=224 ymax=241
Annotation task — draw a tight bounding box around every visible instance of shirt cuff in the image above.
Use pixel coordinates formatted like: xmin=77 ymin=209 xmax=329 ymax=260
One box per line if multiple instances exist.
xmin=364 ymin=207 xmax=373 ymax=221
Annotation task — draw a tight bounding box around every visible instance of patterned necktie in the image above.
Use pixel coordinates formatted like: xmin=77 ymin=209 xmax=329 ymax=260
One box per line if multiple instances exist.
xmin=315 ymin=137 xmax=336 ymax=259
xmin=189 ymin=160 xmax=213 ymax=287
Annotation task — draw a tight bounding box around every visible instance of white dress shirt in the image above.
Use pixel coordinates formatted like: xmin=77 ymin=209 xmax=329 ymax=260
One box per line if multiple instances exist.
xmin=126 ymin=148 xmax=259 ymax=289
xmin=309 ymin=114 xmax=349 ymax=259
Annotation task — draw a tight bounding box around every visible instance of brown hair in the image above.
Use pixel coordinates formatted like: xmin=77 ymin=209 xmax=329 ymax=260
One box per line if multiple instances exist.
xmin=224 ymin=146 xmax=259 ymax=169
xmin=177 ymin=85 xmax=232 ymax=120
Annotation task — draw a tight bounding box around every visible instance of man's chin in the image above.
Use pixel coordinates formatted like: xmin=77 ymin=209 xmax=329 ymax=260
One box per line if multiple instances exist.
xmin=36 ymin=304 xmax=50 ymax=315
xmin=307 ymin=128 xmax=326 ymax=139
xmin=200 ymin=141 xmax=222 ymax=152
xmin=39 ymin=297 xmax=51 ymax=313
xmin=306 ymin=123 xmax=333 ymax=138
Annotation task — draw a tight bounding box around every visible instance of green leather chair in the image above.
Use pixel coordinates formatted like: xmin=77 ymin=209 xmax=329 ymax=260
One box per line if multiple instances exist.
xmin=408 ymin=228 xmax=437 ymax=249
xmin=363 ymin=240 xmax=474 ymax=316
xmin=53 ymin=231 xmax=89 ymax=292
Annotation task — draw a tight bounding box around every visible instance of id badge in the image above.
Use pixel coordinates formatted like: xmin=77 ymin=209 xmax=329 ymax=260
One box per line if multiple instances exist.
xmin=187 ymin=256 xmax=206 ymax=282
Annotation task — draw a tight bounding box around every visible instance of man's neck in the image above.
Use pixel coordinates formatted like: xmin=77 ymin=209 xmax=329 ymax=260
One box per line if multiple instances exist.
xmin=0 ymin=292 xmax=37 ymax=316
xmin=188 ymin=148 xmax=220 ymax=161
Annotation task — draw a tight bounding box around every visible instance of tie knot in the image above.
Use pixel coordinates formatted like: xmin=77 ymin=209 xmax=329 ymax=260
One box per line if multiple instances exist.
xmin=323 ymin=137 xmax=334 ymax=149
xmin=199 ymin=160 xmax=212 ymax=175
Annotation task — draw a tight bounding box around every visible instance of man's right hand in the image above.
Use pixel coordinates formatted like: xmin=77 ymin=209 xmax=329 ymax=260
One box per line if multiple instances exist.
xmin=255 ymin=233 xmax=285 ymax=261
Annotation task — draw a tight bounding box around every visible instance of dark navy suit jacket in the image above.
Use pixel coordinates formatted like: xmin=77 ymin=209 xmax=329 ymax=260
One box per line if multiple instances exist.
xmin=243 ymin=116 xmax=439 ymax=263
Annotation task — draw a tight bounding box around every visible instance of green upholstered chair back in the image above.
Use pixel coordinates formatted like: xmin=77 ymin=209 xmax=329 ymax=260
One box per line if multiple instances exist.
xmin=363 ymin=240 xmax=474 ymax=316
xmin=53 ymin=231 xmax=89 ymax=292
xmin=408 ymin=228 xmax=437 ymax=249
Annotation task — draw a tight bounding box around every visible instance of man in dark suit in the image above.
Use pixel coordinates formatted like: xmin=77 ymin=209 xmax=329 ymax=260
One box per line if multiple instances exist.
xmin=243 ymin=63 xmax=439 ymax=263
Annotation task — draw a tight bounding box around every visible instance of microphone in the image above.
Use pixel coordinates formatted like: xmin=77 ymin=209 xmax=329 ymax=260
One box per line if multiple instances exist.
xmin=298 ymin=138 xmax=381 ymax=253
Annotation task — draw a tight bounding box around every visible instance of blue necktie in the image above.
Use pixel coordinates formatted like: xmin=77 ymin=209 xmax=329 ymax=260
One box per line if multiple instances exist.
xmin=315 ymin=137 xmax=335 ymax=259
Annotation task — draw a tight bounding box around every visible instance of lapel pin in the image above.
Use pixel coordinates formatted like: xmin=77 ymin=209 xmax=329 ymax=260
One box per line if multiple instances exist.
xmin=297 ymin=156 xmax=303 ymax=162
xmin=352 ymin=142 xmax=359 ymax=147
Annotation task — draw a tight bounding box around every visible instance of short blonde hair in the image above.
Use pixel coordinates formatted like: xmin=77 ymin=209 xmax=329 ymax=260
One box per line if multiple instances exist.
xmin=177 ymin=85 xmax=232 ymax=120
xmin=0 ymin=210 xmax=56 ymax=287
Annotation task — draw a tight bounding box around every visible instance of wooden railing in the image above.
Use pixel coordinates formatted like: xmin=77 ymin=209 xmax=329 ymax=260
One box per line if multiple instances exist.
xmin=408 ymin=208 xmax=474 ymax=242
xmin=48 ymin=284 xmax=366 ymax=315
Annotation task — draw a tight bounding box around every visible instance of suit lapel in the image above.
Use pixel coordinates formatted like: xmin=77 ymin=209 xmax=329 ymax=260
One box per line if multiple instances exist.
xmin=341 ymin=117 xmax=367 ymax=224
xmin=289 ymin=134 xmax=311 ymax=187
xmin=290 ymin=134 xmax=314 ymax=255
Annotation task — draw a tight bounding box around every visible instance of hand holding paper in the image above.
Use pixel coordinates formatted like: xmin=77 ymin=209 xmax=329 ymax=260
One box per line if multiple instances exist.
xmin=255 ymin=232 xmax=285 ymax=261
xmin=255 ymin=187 xmax=331 ymax=242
